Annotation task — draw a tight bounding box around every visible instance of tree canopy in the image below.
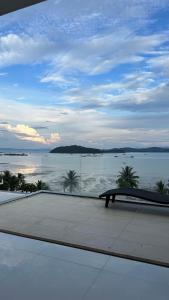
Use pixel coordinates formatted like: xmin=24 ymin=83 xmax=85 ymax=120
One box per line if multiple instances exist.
xmin=62 ymin=170 xmax=80 ymax=193
xmin=0 ymin=170 xmax=49 ymax=193
xmin=116 ymin=166 xmax=139 ymax=188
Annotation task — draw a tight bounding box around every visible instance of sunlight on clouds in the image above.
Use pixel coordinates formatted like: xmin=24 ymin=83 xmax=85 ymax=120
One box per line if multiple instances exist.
xmin=48 ymin=133 xmax=61 ymax=143
xmin=0 ymin=124 xmax=60 ymax=145
xmin=4 ymin=124 xmax=40 ymax=137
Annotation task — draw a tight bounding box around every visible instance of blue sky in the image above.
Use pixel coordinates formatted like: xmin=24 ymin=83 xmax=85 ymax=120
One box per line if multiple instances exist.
xmin=0 ymin=0 xmax=169 ymax=149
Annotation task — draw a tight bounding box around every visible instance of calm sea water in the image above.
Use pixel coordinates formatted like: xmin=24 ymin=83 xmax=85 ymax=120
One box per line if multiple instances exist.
xmin=0 ymin=152 xmax=169 ymax=195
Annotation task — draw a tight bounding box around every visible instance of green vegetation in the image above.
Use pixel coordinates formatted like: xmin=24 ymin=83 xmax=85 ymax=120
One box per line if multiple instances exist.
xmin=0 ymin=170 xmax=49 ymax=193
xmin=50 ymin=145 xmax=169 ymax=154
xmin=116 ymin=166 xmax=139 ymax=188
xmin=62 ymin=170 xmax=80 ymax=193
xmin=1 ymin=167 xmax=168 ymax=196
xmin=116 ymin=166 xmax=169 ymax=195
xmin=155 ymin=180 xmax=168 ymax=194
xmin=51 ymin=145 xmax=101 ymax=154
xmin=36 ymin=180 xmax=49 ymax=190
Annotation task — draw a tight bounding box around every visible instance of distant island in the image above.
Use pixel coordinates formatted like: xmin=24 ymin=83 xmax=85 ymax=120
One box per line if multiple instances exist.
xmin=0 ymin=153 xmax=28 ymax=156
xmin=50 ymin=145 xmax=101 ymax=154
xmin=50 ymin=145 xmax=169 ymax=154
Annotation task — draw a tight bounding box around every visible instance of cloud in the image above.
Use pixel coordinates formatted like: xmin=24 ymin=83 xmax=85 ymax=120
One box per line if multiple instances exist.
xmin=0 ymin=33 xmax=55 ymax=68
xmin=16 ymin=97 xmax=25 ymax=101
xmin=41 ymin=73 xmax=69 ymax=84
xmin=0 ymin=94 xmax=169 ymax=147
xmin=2 ymin=0 xmax=168 ymax=38
xmin=109 ymin=82 xmax=169 ymax=112
xmin=61 ymin=66 xmax=169 ymax=113
xmin=0 ymin=29 xmax=168 ymax=78
xmin=148 ymin=53 xmax=169 ymax=75
xmin=40 ymin=72 xmax=77 ymax=88
xmin=0 ymin=123 xmax=60 ymax=145
xmin=44 ymin=30 xmax=168 ymax=77
xmin=0 ymin=0 xmax=169 ymax=149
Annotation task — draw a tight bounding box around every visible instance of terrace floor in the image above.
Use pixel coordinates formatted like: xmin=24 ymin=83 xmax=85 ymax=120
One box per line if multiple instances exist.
xmin=0 ymin=191 xmax=23 ymax=203
xmin=0 ymin=192 xmax=169 ymax=266
xmin=0 ymin=232 xmax=169 ymax=300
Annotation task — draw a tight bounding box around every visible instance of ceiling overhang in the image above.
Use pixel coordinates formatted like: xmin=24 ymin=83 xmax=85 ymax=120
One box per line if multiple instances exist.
xmin=0 ymin=0 xmax=46 ymax=16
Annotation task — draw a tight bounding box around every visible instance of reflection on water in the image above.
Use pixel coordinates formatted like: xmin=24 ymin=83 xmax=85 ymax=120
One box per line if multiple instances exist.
xmin=15 ymin=165 xmax=37 ymax=175
xmin=0 ymin=152 xmax=169 ymax=195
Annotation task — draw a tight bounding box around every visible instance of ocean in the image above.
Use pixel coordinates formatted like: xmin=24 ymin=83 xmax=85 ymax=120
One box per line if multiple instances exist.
xmin=0 ymin=152 xmax=169 ymax=196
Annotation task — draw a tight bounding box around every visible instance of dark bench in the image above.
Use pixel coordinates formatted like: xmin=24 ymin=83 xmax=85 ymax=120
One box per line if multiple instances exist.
xmin=99 ymin=187 xmax=169 ymax=207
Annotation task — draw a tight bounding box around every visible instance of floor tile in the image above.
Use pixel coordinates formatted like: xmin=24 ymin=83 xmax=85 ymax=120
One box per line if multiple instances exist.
xmin=84 ymin=270 xmax=169 ymax=300
xmin=38 ymin=242 xmax=109 ymax=269
xmin=0 ymin=233 xmax=168 ymax=300
xmin=0 ymin=253 xmax=100 ymax=300
xmin=0 ymin=232 xmax=46 ymax=254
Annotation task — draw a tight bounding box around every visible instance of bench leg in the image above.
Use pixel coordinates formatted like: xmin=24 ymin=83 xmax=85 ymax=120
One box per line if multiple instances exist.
xmin=105 ymin=196 xmax=110 ymax=208
xmin=112 ymin=195 xmax=116 ymax=203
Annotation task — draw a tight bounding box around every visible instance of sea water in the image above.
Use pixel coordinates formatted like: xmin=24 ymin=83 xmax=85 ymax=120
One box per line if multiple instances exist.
xmin=0 ymin=152 xmax=169 ymax=196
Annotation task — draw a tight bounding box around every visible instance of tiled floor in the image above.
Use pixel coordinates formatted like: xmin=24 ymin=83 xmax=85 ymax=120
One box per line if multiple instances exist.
xmin=0 ymin=232 xmax=168 ymax=300
xmin=0 ymin=192 xmax=168 ymax=265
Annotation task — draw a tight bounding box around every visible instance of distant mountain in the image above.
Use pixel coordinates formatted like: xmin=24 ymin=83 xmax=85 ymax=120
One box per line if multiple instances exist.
xmin=50 ymin=145 xmax=102 ymax=154
xmin=50 ymin=145 xmax=169 ymax=154
xmin=105 ymin=147 xmax=169 ymax=153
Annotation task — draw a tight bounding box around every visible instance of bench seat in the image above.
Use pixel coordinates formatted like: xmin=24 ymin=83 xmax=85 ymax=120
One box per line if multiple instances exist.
xmin=99 ymin=187 xmax=169 ymax=207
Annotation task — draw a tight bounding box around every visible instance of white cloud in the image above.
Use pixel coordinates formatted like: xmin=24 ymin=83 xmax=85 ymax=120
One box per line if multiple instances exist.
xmin=60 ymin=70 xmax=158 ymax=109
xmin=0 ymin=34 xmax=55 ymax=68
xmin=40 ymin=72 xmax=77 ymax=88
xmin=0 ymin=0 xmax=169 ymax=148
xmin=0 ymin=123 xmax=60 ymax=145
xmin=148 ymin=53 xmax=169 ymax=75
xmin=0 ymin=28 xmax=168 ymax=78
xmin=16 ymin=97 xmax=25 ymax=101
xmin=0 ymin=94 xmax=169 ymax=147
xmin=41 ymin=74 xmax=68 ymax=84
xmin=0 ymin=96 xmax=63 ymax=123
xmin=45 ymin=30 xmax=168 ymax=76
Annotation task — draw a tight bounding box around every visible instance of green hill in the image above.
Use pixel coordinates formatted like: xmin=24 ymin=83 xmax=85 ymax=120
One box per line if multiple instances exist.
xmin=50 ymin=145 xmax=169 ymax=154
xmin=50 ymin=145 xmax=102 ymax=154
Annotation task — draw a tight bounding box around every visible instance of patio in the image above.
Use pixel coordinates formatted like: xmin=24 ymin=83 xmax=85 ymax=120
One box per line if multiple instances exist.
xmin=0 ymin=192 xmax=169 ymax=266
xmin=0 ymin=232 xmax=169 ymax=300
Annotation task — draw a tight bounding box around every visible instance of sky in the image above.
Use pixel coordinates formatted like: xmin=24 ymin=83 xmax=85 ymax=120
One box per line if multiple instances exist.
xmin=0 ymin=0 xmax=169 ymax=149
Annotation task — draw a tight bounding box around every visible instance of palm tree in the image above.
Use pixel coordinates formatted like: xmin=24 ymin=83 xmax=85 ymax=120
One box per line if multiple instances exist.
xmin=1 ymin=170 xmax=18 ymax=191
xmin=0 ymin=170 xmax=49 ymax=193
xmin=3 ymin=170 xmax=12 ymax=182
xmin=0 ymin=172 xmax=3 ymax=185
xmin=62 ymin=170 xmax=80 ymax=193
xmin=36 ymin=180 xmax=49 ymax=190
xmin=116 ymin=166 xmax=139 ymax=188
xmin=155 ymin=180 xmax=168 ymax=194
xmin=17 ymin=173 xmax=25 ymax=188
xmin=21 ymin=183 xmax=38 ymax=193
xmin=9 ymin=175 xmax=19 ymax=191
